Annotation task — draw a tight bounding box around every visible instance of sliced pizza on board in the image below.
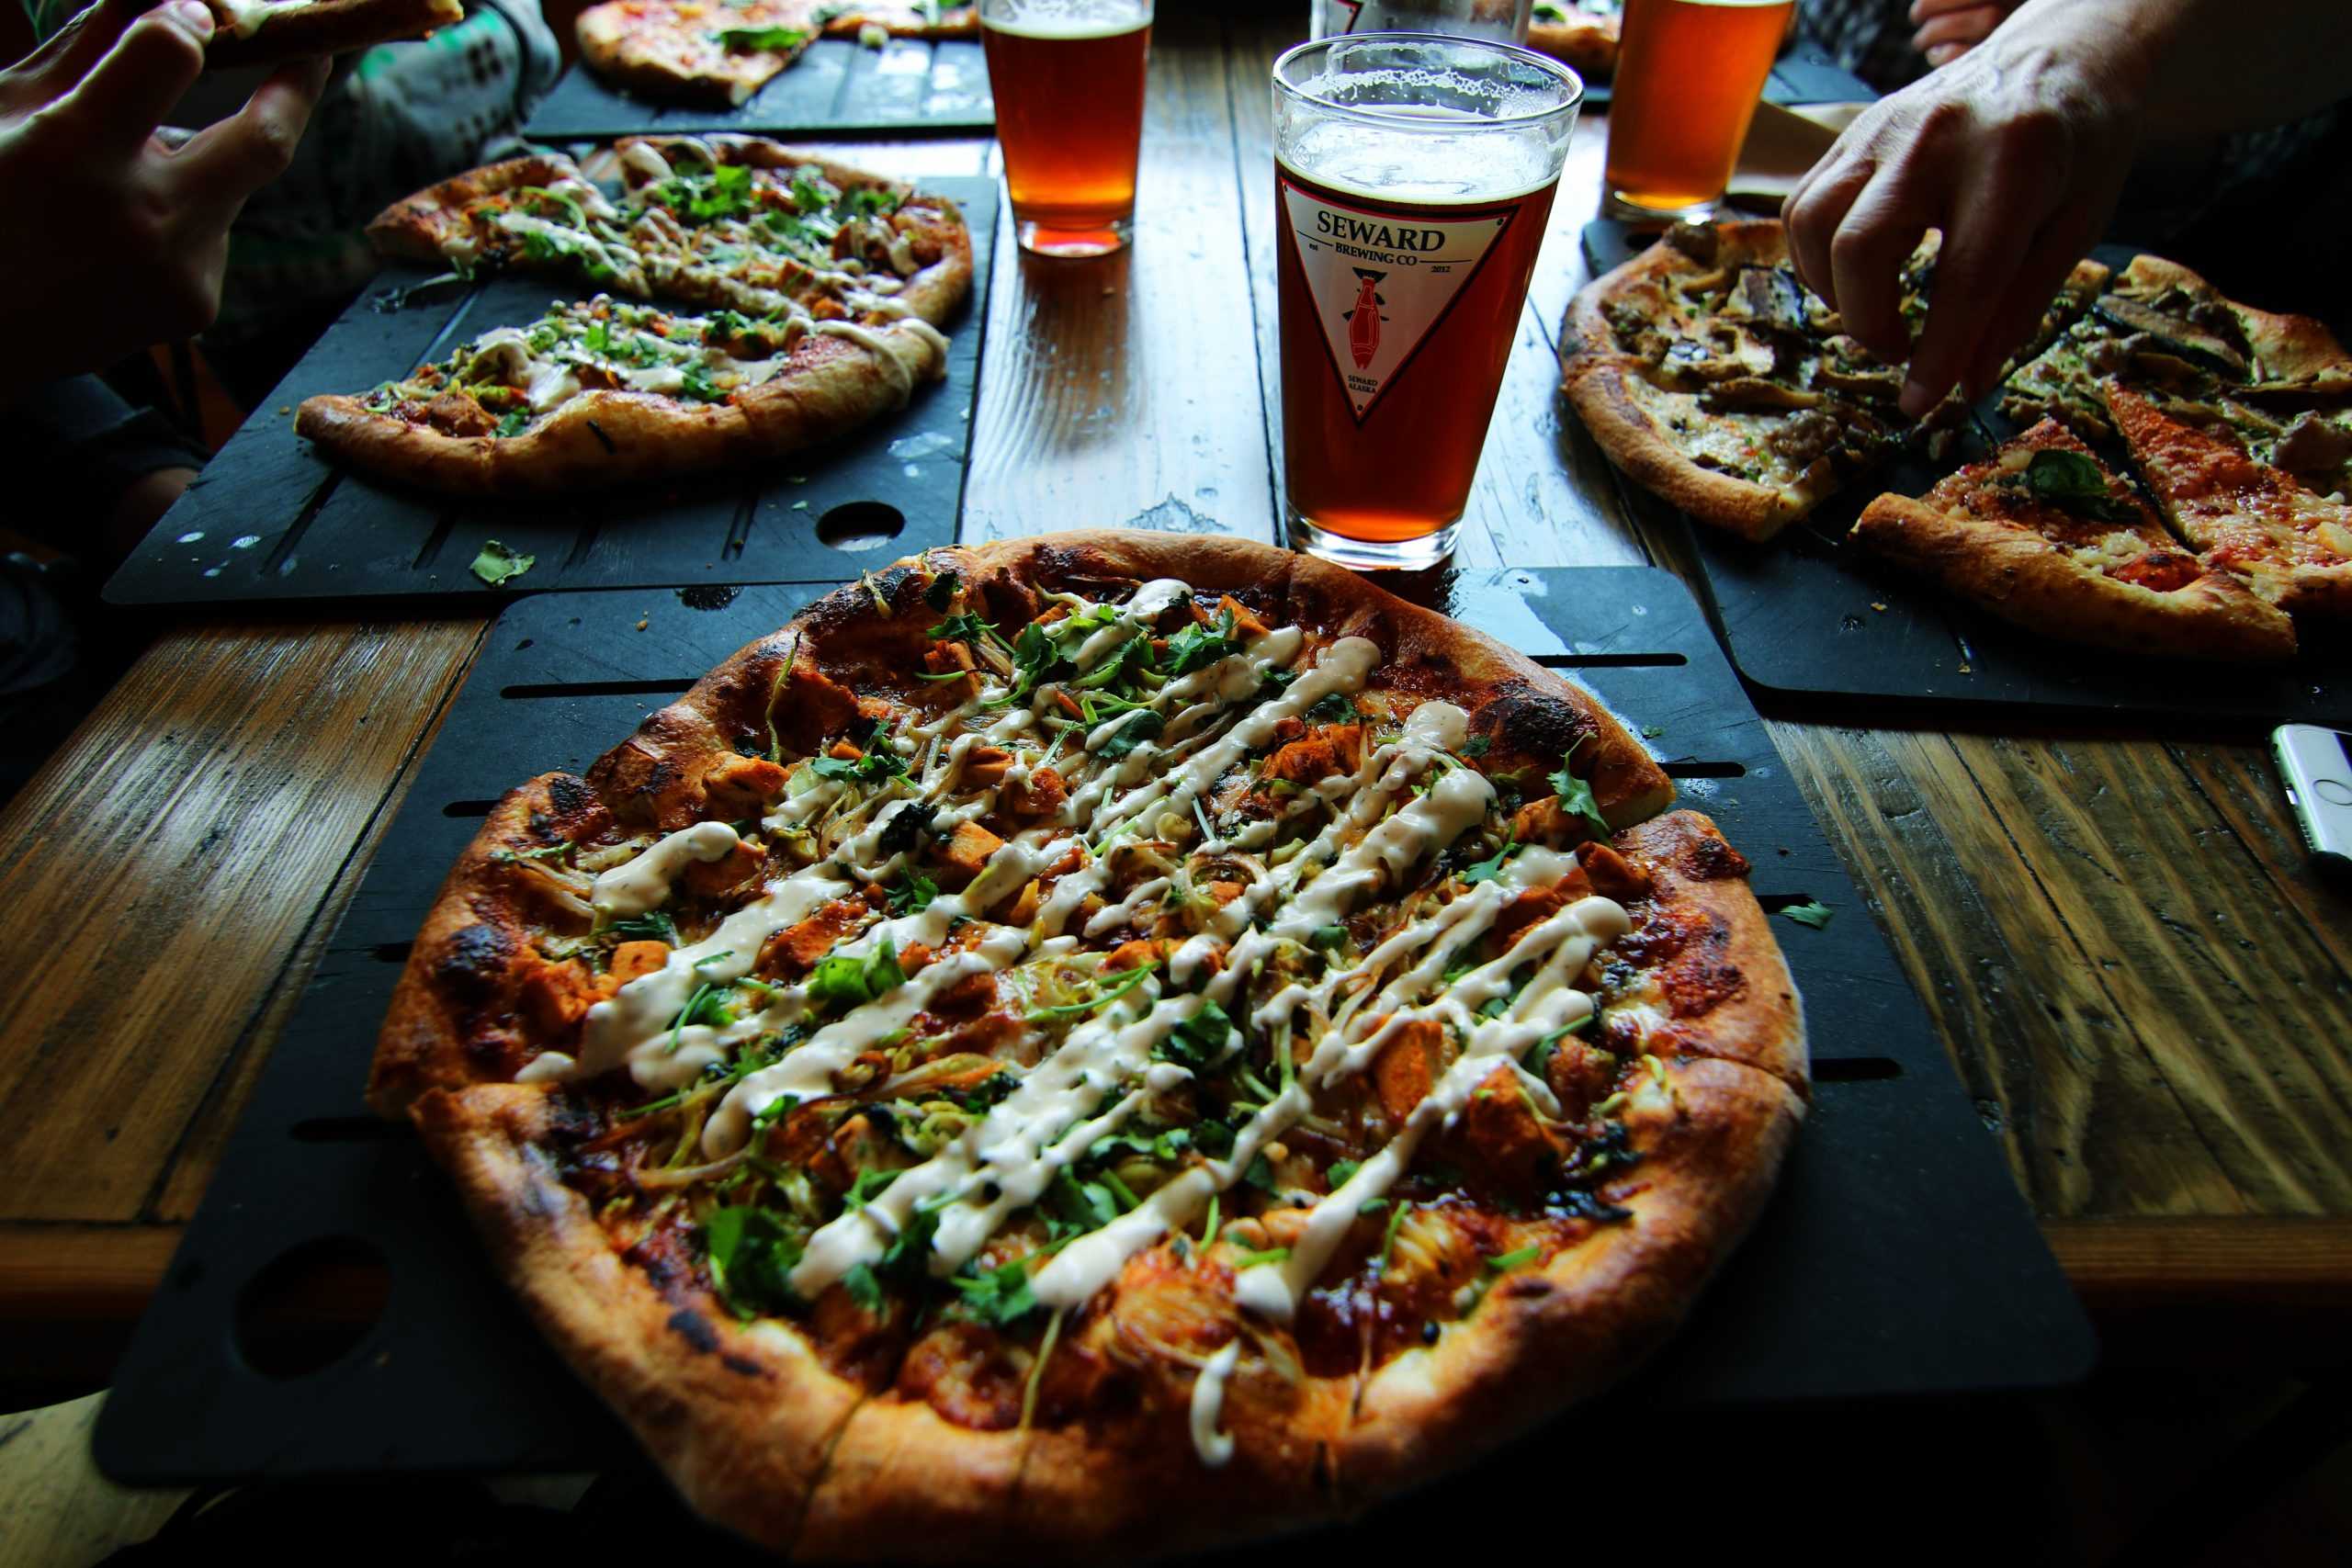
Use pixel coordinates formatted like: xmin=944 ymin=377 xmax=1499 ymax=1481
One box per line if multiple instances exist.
xmin=371 ymin=532 xmax=1804 ymax=1557
xmin=294 ymin=293 xmax=945 ymax=493
xmin=2109 ymin=384 xmax=2352 ymax=619
xmin=1851 ymin=417 xmax=2296 ymax=660
xmin=365 ymin=140 xmax=973 ymax=326
xmin=201 ymin=0 xmax=461 ymax=69
xmin=1527 ymin=0 xmax=1620 ymax=79
xmin=576 ymin=0 xmax=817 ymax=107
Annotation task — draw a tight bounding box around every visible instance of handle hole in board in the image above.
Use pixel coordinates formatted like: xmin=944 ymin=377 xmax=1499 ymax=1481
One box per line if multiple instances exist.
xmin=1530 ymin=651 xmax=1689 ymax=669
xmin=497 ymin=678 xmax=696 ymax=700
xmin=289 ymin=1116 xmax=413 ymax=1144
xmin=233 ymin=1235 xmax=393 ymax=1380
xmin=1661 ymin=761 xmax=1746 ymax=779
xmin=1813 ymin=1056 xmax=1904 ymax=1082
xmin=818 ymin=502 xmax=906 ymax=552
xmin=442 ymin=799 xmax=496 ymax=818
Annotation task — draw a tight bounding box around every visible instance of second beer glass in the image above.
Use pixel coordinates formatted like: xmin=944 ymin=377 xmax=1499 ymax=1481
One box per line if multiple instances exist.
xmin=1272 ymin=34 xmax=1580 ymax=569
xmin=1603 ymin=0 xmax=1791 ymax=218
xmin=980 ymin=0 xmax=1153 ymax=256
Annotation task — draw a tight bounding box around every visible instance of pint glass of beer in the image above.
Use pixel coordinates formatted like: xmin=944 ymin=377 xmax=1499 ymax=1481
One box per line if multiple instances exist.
xmin=1272 ymin=34 xmax=1580 ymax=569
xmin=980 ymin=0 xmax=1153 ymax=256
xmin=1603 ymin=0 xmax=1792 ymax=218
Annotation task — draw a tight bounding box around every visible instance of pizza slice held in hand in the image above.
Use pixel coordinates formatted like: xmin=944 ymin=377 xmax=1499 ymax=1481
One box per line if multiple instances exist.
xmin=200 ymin=0 xmax=462 ymax=68
xmin=2108 ymin=385 xmax=2352 ymax=620
xmin=1851 ymin=418 xmax=2296 ymax=660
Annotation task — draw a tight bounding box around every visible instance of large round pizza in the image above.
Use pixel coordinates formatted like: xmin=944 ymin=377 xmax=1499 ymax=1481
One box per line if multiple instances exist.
xmin=372 ymin=531 xmax=1807 ymax=1556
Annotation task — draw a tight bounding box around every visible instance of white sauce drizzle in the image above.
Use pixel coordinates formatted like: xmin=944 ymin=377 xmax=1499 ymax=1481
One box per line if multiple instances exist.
xmin=1189 ymin=1341 xmax=1241 ymax=1467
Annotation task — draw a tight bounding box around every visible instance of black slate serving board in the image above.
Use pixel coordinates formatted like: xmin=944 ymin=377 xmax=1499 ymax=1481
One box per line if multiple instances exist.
xmin=96 ymin=565 xmax=2092 ymax=1490
xmin=1577 ymin=37 xmax=1874 ymax=109
xmin=103 ymin=178 xmax=997 ymax=610
xmin=524 ymin=37 xmax=993 ymax=143
xmin=1578 ymin=220 xmax=2352 ymax=725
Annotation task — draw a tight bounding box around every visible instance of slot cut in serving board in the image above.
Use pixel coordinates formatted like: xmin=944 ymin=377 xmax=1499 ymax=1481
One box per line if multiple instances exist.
xmin=525 ymin=37 xmax=994 ymax=142
xmin=103 ymin=178 xmax=997 ymax=610
xmin=96 ymin=567 xmax=2093 ymax=1489
xmin=1578 ymin=220 xmax=2352 ymax=724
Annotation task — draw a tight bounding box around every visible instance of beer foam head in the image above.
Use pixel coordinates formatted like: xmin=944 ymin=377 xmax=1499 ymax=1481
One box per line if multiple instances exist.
xmin=1274 ymin=35 xmax=1579 ymax=203
xmin=980 ymin=0 xmax=1149 ymax=38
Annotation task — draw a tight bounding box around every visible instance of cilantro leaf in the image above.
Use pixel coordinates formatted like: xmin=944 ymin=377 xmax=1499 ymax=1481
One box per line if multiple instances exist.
xmin=926 ymin=610 xmax=998 ymax=645
xmin=1461 ymin=735 xmax=1491 ymax=757
xmin=1161 ymin=607 xmax=1238 ymax=677
xmin=492 ymin=410 xmax=531 ymax=438
xmin=1306 ymin=692 xmax=1356 ymax=725
xmin=1460 ymin=833 xmax=1517 ymax=885
xmin=810 ymin=747 xmax=910 ymax=786
xmin=1156 ymin=999 xmax=1234 ymax=1073
xmin=1546 ymin=744 xmax=1612 ymax=842
xmin=704 ymin=1205 xmax=804 ymax=1316
xmin=888 ymin=868 xmax=937 ymax=916
xmin=949 ymin=1257 xmax=1040 ymax=1326
xmin=608 ymin=910 xmax=679 ymax=944
xmin=841 ymin=1262 xmax=884 ymax=1313
xmin=1093 ymin=708 xmax=1165 ymax=761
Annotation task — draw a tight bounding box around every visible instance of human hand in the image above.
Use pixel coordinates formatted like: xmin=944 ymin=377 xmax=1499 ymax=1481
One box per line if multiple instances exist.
xmin=1908 ymin=0 xmax=2019 ymax=69
xmin=0 ymin=0 xmax=330 ymax=405
xmin=1781 ymin=19 xmax=2143 ymax=418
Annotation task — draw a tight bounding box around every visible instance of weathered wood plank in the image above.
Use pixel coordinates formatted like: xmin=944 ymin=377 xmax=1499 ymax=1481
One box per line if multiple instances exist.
xmin=962 ymin=7 xmax=1272 ymax=544
xmin=0 ymin=618 xmax=481 ymax=1223
xmin=1765 ymin=720 xmax=2250 ymax=1220
xmin=1951 ymin=732 xmax=2352 ymax=1215
xmin=2047 ymin=1216 xmax=2352 ymax=1310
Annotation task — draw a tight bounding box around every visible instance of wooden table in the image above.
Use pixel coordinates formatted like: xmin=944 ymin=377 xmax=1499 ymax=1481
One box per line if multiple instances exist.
xmin=4 ymin=10 xmax=2349 ymax=1381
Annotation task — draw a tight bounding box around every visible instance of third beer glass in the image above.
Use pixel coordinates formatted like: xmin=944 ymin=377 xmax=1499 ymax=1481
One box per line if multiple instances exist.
xmin=980 ymin=0 xmax=1153 ymax=256
xmin=1273 ymin=34 xmax=1580 ymax=569
xmin=1603 ymin=0 xmax=1792 ymax=217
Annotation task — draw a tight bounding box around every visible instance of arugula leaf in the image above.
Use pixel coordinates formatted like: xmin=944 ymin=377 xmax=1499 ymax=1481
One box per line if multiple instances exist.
xmin=2024 ymin=448 xmax=2140 ymax=521
xmin=806 ymin=937 xmax=907 ymax=1011
xmin=469 ymin=539 xmax=536 ymax=586
xmin=712 ymin=23 xmax=806 ymax=50
xmin=1546 ymin=743 xmax=1612 ymax=842
xmin=1776 ymin=898 xmax=1835 ymax=930
xmin=1161 ymin=607 xmax=1238 ymax=677
xmin=887 ymin=868 xmax=937 ymax=916
xmin=949 ymin=1257 xmax=1040 ymax=1326
xmin=704 ymin=1206 xmax=804 ymax=1315
xmin=1093 ymin=709 xmax=1165 ymax=761
xmin=1156 ymin=998 xmax=1234 ymax=1073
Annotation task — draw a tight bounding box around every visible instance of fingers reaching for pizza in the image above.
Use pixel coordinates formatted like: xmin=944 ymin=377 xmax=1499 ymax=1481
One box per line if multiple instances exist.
xmin=1905 ymin=0 xmax=2018 ymax=69
xmin=0 ymin=0 xmax=328 ymax=404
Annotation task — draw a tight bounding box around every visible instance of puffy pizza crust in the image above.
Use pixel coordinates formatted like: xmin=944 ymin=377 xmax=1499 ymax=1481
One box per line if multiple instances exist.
xmin=1853 ymin=490 xmax=2299 ymax=660
xmin=364 ymin=152 xmax=594 ymax=266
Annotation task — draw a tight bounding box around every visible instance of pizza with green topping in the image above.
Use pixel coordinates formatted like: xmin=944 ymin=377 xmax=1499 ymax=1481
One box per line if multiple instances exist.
xmin=574 ymin=0 xmax=979 ymax=107
xmin=304 ymin=140 xmax=969 ymax=493
xmin=372 ymin=531 xmax=1807 ymax=1555
xmin=1526 ymin=0 xmax=1621 ymax=81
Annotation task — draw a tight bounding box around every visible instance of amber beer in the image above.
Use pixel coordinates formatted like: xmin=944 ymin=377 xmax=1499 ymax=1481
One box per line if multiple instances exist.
xmin=1272 ymin=36 xmax=1580 ymax=569
xmin=980 ymin=0 xmax=1152 ymax=256
xmin=1604 ymin=0 xmax=1792 ymax=216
